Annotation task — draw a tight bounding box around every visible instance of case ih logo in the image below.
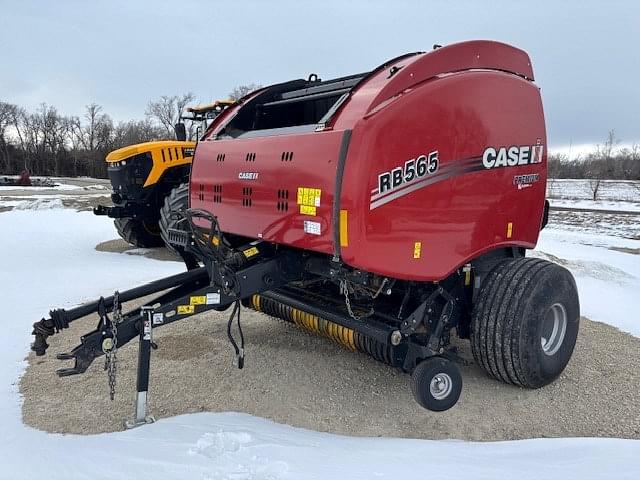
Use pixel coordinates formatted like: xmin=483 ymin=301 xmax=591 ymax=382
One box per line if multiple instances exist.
xmin=482 ymin=145 xmax=544 ymax=169
xmin=238 ymin=172 xmax=259 ymax=180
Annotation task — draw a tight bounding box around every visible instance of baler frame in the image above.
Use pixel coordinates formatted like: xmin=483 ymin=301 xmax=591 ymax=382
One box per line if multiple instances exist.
xmin=31 ymin=209 xmax=478 ymax=416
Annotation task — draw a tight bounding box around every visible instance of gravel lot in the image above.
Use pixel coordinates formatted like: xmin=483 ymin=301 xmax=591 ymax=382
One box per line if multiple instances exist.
xmin=21 ymin=294 xmax=640 ymax=441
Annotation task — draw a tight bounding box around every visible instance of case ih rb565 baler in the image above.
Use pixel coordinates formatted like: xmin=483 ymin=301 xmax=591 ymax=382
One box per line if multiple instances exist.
xmin=32 ymin=41 xmax=579 ymax=418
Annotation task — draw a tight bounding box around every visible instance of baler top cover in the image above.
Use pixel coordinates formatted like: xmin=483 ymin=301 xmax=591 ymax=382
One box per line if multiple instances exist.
xmin=191 ymin=40 xmax=547 ymax=281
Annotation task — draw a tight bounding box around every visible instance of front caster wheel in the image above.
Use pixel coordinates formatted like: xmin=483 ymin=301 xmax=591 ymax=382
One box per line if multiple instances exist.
xmin=411 ymin=357 xmax=462 ymax=411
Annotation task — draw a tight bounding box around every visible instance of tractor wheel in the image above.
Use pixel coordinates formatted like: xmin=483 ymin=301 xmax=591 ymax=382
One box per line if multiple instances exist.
xmin=410 ymin=357 xmax=462 ymax=411
xmin=159 ymin=183 xmax=189 ymax=254
xmin=470 ymin=257 xmax=580 ymax=389
xmin=114 ymin=217 xmax=164 ymax=248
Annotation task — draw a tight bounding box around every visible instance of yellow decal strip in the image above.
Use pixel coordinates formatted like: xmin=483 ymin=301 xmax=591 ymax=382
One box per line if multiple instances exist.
xmin=339 ymin=209 xmax=348 ymax=247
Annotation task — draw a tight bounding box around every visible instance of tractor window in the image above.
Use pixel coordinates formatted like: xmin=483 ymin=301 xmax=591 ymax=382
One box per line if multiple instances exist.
xmin=219 ymin=73 xmax=367 ymax=138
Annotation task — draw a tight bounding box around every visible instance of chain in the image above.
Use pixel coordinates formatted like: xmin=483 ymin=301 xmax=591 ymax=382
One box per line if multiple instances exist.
xmin=103 ymin=291 xmax=120 ymax=401
xmin=340 ymin=279 xmax=373 ymax=321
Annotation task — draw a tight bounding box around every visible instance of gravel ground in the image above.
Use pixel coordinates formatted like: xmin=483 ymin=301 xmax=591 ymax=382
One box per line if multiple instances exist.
xmin=21 ymin=296 xmax=640 ymax=440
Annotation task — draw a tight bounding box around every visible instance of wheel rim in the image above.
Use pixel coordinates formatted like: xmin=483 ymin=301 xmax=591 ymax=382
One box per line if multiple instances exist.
xmin=541 ymin=302 xmax=568 ymax=356
xmin=429 ymin=373 xmax=453 ymax=400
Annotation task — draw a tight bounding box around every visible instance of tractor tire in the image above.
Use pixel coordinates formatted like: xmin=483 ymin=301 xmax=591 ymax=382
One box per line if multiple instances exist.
xmin=114 ymin=218 xmax=164 ymax=248
xmin=470 ymin=257 xmax=580 ymax=389
xmin=411 ymin=356 xmax=462 ymax=411
xmin=159 ymin=183 xmax=189 ymax=254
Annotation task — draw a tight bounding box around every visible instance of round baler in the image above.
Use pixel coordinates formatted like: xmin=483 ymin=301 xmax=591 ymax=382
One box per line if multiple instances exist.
xmin=32 ymin=40 xmax=578 ymax=414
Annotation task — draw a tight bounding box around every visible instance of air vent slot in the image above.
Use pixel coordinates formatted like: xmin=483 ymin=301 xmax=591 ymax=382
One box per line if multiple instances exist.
xmin=213 ymin=184 xmax=223 ymax=203
xmin=197 ymin=183 xmax=204 ymax=201
xmin=245 ymin=152 xmax=257 ymax=162
xmin=242 ymin=187 xmax=253 ymax=207
xmin=276 ymin=189 xmax=289 ymax=212
xmin=216 ymin=153 xmax=226 ymax=162
xmin=281 ymin=151 xmax=294 ymax=162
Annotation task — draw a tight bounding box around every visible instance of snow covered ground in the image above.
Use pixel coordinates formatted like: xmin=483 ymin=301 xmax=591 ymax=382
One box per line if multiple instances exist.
xmin=547 ymin=178 xmax=639 ymax=202
xmin=0 ymin=205 xmax=639 ymax=479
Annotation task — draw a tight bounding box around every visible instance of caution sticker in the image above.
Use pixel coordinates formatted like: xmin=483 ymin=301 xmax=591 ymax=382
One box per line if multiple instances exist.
xmin=190 ymin=295 xmax=206 ymax=305
xmin=303 ymin=220 xmax=321 ymax=235
xmin=206 ymin=292 xmax=221 ymax=305
xmin=177 ymin=305 xmax=195 ymax=315
xmin=243 ymin=246 xmax=259 ymax=258
xmin=413 ymin=241 xmax=422 ymax=259
xmin=297 ymin=187 xmax=321 ymax=207
xmin=152 ymin=313 xmax=164 ymax=325
xmin=299 ymin=205 xmax=317 ymax=216
xmin=143 ymin=318 xmax=152 ymax=340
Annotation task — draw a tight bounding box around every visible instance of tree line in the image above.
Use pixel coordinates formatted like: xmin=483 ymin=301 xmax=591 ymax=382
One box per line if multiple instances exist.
xmin=548 ymin=131 xmax=639 ymax=181
xmin=0 ymin=85 xmax=260 ymax=179
xmin=1 ymin=94 xmax=638 ymax=181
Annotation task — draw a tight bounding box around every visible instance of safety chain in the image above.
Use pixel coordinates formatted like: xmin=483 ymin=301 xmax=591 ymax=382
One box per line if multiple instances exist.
xmin=340 ymin=279 xmax=374 ymax=321
xmin=103 ymin=291 xmax=120 ymax=401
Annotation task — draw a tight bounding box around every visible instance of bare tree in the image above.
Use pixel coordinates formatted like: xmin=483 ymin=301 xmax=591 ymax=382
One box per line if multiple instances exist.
xmin=228 ymin=83 xmax=262 ymax=101
xmin=0 ymin=101 xmax=19 ymax=172
xmin=69 ymin=104 xmax=113 ymax=151
xmin=145 ymin=93 xmax=195 ymax=138
xmin=587 ymin=130 xmax=619 ymax=201
xmin=112 ymin=119 xmax=165 ymax=149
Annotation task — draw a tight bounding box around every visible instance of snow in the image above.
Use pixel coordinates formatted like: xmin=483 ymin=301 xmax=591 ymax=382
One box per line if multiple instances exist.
xmin=0 ymin=182 xmax=109 ymax=192
xmin=534 ymin=228 xmax=640 ymax=337
xmin=547 ymin=179 xmax=639 ymax=202
xmin=0 ymin=206 xmax=639 ymax=479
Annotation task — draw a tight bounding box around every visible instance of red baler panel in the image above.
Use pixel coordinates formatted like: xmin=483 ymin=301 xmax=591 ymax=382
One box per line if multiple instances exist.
xmin=190 ymin=130 xmax=346 ymax=255
xmin=339 ymin=70 xmax=547 ymax=281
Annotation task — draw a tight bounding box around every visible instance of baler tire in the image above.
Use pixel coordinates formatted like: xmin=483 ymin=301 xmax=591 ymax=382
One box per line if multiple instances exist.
xmin=410 ymin=357 xmax=462 ymax=411
xmin=113 ymin=218 xmax=164 ymax=248
xmin=470 ymin=257 xmax=580 ymax=389
xmin=159 ymin=183 xmax=189 ymax=254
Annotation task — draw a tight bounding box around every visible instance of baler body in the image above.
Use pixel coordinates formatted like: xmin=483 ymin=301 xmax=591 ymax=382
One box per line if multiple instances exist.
xmin=190 ymin=40 xmax=547 ymax=281
xmin=35 ymin=42 xmax=581 ymax=414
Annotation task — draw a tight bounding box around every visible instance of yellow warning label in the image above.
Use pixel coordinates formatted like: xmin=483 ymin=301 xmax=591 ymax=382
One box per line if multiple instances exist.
xmin=177 ymin=305 xmax=195 ymax=315
xmin=299 ymin=205 xmax=317 ymax=216
xmin=190 ymin=296 xmax=206 ymax=306
xmin=413 ymin=241 xmax=422 ymax=259
xmin=507 ymin=222 xmax=513 ymax=239
xmin=297 ymin=187 xmax=321 ymax=207
xmin=243 ymin=246 xmax=259 ymax=258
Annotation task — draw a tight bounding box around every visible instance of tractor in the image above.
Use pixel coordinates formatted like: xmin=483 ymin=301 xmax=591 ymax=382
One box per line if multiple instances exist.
xmin=32 ymin=41 xmax=577 ymax=421
xmin=94 ymin=101 xmax=233 ymax=250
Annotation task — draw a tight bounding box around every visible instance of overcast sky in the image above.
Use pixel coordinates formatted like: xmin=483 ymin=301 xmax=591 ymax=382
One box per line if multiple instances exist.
xmin=1 ymin=0 xmax=638 ymax=149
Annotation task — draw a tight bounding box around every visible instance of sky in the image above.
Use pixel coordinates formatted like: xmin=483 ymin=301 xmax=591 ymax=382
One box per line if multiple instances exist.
xmin=0 ymin=0 xmax=638 ymax=149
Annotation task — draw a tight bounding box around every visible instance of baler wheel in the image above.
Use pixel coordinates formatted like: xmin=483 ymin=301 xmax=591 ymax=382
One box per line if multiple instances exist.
xmin=159 ymin=183 xmax=189 ymax=254
xmin=114 ymin=218 xmax=164 ymax=248
xmin=410 ymin=357 xmax=462 ymax=411
xmin=470 ymin=257 xmax=579 ymax=389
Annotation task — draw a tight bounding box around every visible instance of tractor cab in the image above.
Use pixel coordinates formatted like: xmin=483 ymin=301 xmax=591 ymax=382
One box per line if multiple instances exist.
xmin=174 ymin=100 xmax=235 ymax=141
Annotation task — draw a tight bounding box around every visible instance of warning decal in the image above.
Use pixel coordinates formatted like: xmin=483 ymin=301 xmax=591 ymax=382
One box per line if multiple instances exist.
xmin=297 ymin=187 xmax=321 ymax=208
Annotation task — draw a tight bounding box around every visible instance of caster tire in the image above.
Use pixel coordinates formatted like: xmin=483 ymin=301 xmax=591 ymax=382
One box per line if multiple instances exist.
xmin=411 ymin=356 xmax=462 ymax=411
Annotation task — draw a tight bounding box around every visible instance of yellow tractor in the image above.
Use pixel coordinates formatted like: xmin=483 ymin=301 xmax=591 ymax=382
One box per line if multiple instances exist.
xmin=94 ymin=101 xmax=233 ymax=249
